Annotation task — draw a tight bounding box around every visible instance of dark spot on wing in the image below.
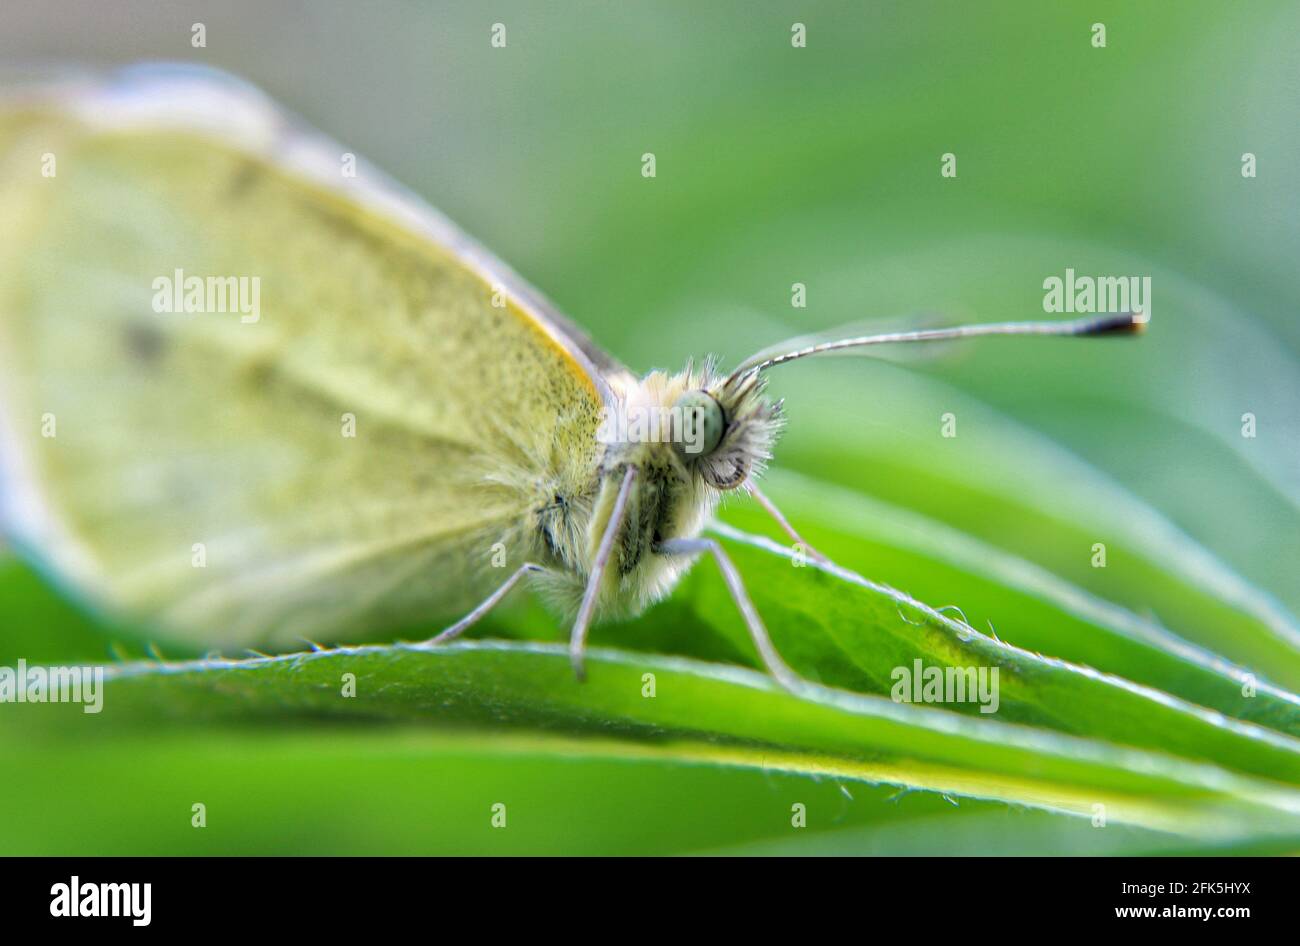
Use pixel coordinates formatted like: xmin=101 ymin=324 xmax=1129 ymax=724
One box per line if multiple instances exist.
xmin=241 ymin=355 xmax=275 ymax=391
xmin=123 ymin=322 xmax=166 ymax=365
xmin=227 ymin=159 xmax=262 ymax=199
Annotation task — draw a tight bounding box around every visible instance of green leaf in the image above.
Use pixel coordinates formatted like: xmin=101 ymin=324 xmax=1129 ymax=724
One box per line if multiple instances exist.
xmin=714 ymin=471 xmax=1300 ymax=740
xmin=6 ymin=723 xmax=1270 ymax=857
xmin=16 ymin=638 xmax=1300 ymax=847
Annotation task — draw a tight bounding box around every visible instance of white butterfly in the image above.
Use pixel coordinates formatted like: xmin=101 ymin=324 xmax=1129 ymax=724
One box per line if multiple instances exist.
xmin=0 ymin=65 xmax=1142 ymax=687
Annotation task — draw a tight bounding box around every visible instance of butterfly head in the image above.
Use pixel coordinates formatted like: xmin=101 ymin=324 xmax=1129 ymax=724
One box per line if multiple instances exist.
xmin=599 ymin=359 xmax=781 ymax=494
xmin=669 ymin=362 xmax=782 ymax=491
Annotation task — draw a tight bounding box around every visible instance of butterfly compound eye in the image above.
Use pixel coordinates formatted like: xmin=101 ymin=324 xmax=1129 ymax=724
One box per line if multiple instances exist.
xmin=672 ymin=390 xmax=726 ymax=457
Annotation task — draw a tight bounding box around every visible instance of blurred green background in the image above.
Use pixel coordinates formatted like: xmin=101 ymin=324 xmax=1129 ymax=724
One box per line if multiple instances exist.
xmin=1 ymin=1 xmax=1297 ymax=855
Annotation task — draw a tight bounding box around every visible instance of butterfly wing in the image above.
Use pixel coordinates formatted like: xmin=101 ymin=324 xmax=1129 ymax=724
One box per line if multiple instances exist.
xmin=0 ymin=65 xmax=618 ymax=650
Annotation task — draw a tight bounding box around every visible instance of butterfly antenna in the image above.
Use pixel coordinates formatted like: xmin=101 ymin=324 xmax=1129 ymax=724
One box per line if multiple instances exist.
xmin=731 ymin=312 xmax=1146 ymax=382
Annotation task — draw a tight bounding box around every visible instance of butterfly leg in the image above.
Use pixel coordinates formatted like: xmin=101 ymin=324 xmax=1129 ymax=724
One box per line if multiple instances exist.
xmin=655 ymin=536 xmax=802 ymax=692
xmin=424 ymin=562 xmax=544 ymax=646
xmin=568 ymin=465 xmax=639 ymax=682
xmin=747 ymin=483 xmax=830 ymax=565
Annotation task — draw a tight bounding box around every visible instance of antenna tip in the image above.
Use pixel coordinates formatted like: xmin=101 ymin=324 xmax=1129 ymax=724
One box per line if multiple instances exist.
xmin=1080 ymin=312 xmax=1148 ymax=336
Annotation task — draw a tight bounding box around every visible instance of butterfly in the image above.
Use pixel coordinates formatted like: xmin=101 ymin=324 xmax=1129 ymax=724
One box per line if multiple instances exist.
xmin=0 ymin=65 xmax=1142 ymax=688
